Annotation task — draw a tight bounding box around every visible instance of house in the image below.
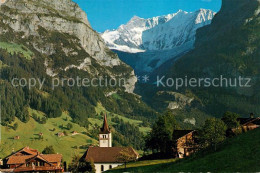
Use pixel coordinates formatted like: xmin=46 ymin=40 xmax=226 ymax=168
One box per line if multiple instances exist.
xmin=39 ymin=133 xmax=43 ymax=137
xmin=57 ymin=132 xmax=65 ymax=137
xmin=82 ymin=114 xmax=139 ymax=173
xmin=2 ymin=147 xmax=63 ymax=172
xmin=13 ymin=136 xmax=20 ymax=140
xmin=237 ymin=116 xmax=260 ymax=131
xmin=71 ymin=131 xmax=79 ymax=136
xmin=229 ymin=115 xmax=260 ymax=135
xmin=172 ymin=130 xmax=198 ymax=158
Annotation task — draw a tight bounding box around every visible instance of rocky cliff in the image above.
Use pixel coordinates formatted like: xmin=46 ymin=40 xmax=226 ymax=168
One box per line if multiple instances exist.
xmin=0 ymin=0 xmax=159 ymax=129
xmin=0 ymin=0 xmax=137 ymax=92
xmin=165 ymin=0 xmax=260 ymax=116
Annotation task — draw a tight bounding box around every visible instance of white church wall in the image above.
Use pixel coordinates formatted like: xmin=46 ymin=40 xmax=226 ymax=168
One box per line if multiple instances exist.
xmin=94 ymin=163 xmax=123 ymax=173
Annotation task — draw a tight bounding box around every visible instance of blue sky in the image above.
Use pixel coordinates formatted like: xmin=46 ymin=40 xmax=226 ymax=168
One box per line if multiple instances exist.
xmin=73 ymin=0 xmax=222 ymax=32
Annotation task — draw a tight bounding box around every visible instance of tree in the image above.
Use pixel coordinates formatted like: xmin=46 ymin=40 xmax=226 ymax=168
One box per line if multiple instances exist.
xmin=40 ymin=117 xmax=47 ymax=124
xmin=116 ymin=148 xmax=137 ymax=169
xmin=63 ymin=131 xmax=68 ymax=136
xmin=145 ymin=110 xmax=179 ymax=155
xmin=222 ymin=111 xmax=240 ymax=129
xmin=67 ymin=123 xmax=73 ymax=130
xmin=69 ymin=155 xmax=95 ymax=173
xmin=42 ymin=145 xmax=56 ymax=154
xmin=198 ymin=118 xmax=227 ymax=151
xmin=89 ymin=159 xmax=96 ymax=173
xmin=13 ymin=123 xmax=18 ymax=131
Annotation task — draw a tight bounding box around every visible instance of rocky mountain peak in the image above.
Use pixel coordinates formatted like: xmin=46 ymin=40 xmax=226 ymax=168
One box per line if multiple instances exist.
xmin=1 ymin=0 xmax=124 ymax=66
xmin=0 ymin=0 xmax=137 ymax=93
xmin=101 ymin=9 xmax=215 ymax=53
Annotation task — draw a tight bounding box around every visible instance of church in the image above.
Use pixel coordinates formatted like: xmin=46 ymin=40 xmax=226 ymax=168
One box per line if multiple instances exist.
xmin=82 ymin=114 xmax=139 ymax=173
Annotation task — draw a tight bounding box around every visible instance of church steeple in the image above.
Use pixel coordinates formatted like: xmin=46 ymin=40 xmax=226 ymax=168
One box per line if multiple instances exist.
xmin=100 ymin=113 xmax=110 ymax=134
xmin=99 ymin=113 xmax=112 ymax=147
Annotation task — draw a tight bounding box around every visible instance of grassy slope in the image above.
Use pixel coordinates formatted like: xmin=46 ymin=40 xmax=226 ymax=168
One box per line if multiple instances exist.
xmin=108 ymin=128 xmax=260 ymax=172
xmin=0 ymin=110 xmax=98 ymax=163
xmin=0 ymin=42 xmax=33 ymax=60
xmin=93 ymin=103 xmax=151 ymax=134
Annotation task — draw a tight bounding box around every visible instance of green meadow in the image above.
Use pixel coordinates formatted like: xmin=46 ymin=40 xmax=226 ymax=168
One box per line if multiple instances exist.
xmin=0 ymin=42 xmax=33 ymax=60
xmin=0 ymin=109 xmax=97 ymax=163
xmin=108 ymin=128 xmax=260 ymax=172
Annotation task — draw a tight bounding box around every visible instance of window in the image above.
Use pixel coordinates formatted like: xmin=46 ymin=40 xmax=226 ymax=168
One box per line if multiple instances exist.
xmin=101 ymin=165 xmax=104 ymax=172
xmin=40 ymin=162 xmax=44 ymax=166
xmin=109 ymin=165 xmax=112 ymax=169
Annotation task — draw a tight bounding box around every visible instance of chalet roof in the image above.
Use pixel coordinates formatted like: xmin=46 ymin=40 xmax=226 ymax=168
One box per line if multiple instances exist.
xmin=237 ymin=117 xmax=260 ymax=125
xmin=83 ymin=147 xmax=138 ymax=163
xmin=7 ymin=155 xmax=33 ymax=164
xmin=5 ymin=147 xmax=37 ymax=159
xmin=41 ymin=154 xmax=62 ymax=163
xmin=21 ymin=147 xmax=38 ymax=155
xmin=100 ymin=114 xmax=110 ymax=134
xmin=6 ymin=147 xmax=62 ymax=165
xmin=7 ymin=154 xmax=62 ymax=165
xmin=172 ymin=130 xmax=195 ymax=141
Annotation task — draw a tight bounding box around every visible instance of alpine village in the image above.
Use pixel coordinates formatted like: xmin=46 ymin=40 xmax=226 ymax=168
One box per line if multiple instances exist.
xmin=0 ymin=113 xmax=259 ymax=172
xmin=1 ymin=0 xmax=260 ymax=172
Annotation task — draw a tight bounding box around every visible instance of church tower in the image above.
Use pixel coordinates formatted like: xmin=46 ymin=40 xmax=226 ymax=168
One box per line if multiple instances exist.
xmin=99 ymin=114 xmax=112 ymax=147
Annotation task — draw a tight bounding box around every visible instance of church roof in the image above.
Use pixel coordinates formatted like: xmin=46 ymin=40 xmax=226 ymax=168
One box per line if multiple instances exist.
xmin=83 ymin=147 xmax=139 ymax=163
xmin=100 ymin=114 xmax=110 ymax=134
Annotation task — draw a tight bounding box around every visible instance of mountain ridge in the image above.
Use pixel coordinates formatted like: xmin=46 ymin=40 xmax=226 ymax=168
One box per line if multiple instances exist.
xmin=102 ymin=9 xmax=215 ymax=53
xmin=101 ymin=9 xmax=215 ymax=74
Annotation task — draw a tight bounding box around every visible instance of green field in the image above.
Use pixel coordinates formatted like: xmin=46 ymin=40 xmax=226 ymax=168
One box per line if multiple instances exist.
xmin=0 ymin=109 xmax=97 ymax=163
xmin=110 ymin=159 xmax=177 ymax=171
xmin=94 ymin=103 xmax=151 ymax=134
xmin=108 ymin=128 xmax=260 ymax=172
xmin=0 ymin=42 xmax=33 ymax=60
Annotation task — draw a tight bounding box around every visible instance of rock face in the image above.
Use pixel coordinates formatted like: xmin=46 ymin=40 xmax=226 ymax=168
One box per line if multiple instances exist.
xmin=156 ymin=91 xmax=194 ymax=110
xmin=0 ymin=0 xmax=137 ymax=92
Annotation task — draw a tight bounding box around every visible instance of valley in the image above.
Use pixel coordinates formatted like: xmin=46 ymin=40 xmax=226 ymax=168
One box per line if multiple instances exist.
xmin=0 ymin=0 xmax=260 ymax=172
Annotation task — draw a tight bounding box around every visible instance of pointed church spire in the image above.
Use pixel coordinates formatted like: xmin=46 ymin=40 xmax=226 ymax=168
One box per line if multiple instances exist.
xmin=100 ymin=113 xmax=110 ymax=134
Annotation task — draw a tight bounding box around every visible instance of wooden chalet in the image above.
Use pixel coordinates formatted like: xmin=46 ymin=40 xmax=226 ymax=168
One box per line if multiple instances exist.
xmin=57 ymin=132 xmax=65 ymax=137
xmin=39 ymin=133 xmax=43 ymax=137
xmin=229 ymin=116 xmax=260 ymax=135
xmin=172 ymin=130 xmax=198 ymax=158
xmin=237 ymin=117 xmax=260 ymax=131
xmin=13 ymin=136 xmax=20 ymax=140
xmin=71 ymin=131 xmax=79 ymax=135
xmin=3 ymin=147 xmax=63 ymax=172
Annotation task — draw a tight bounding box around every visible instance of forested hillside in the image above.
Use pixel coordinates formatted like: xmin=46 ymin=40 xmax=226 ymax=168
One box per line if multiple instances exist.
xmin=168 ymin=0 xmax=260 ymax=116
xmin=0 ymin=0 xmax=156 ymax=152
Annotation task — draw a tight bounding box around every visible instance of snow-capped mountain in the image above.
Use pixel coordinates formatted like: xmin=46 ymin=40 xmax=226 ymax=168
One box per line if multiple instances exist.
xmin=101 ymin=9 xmax=215 ymax=53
